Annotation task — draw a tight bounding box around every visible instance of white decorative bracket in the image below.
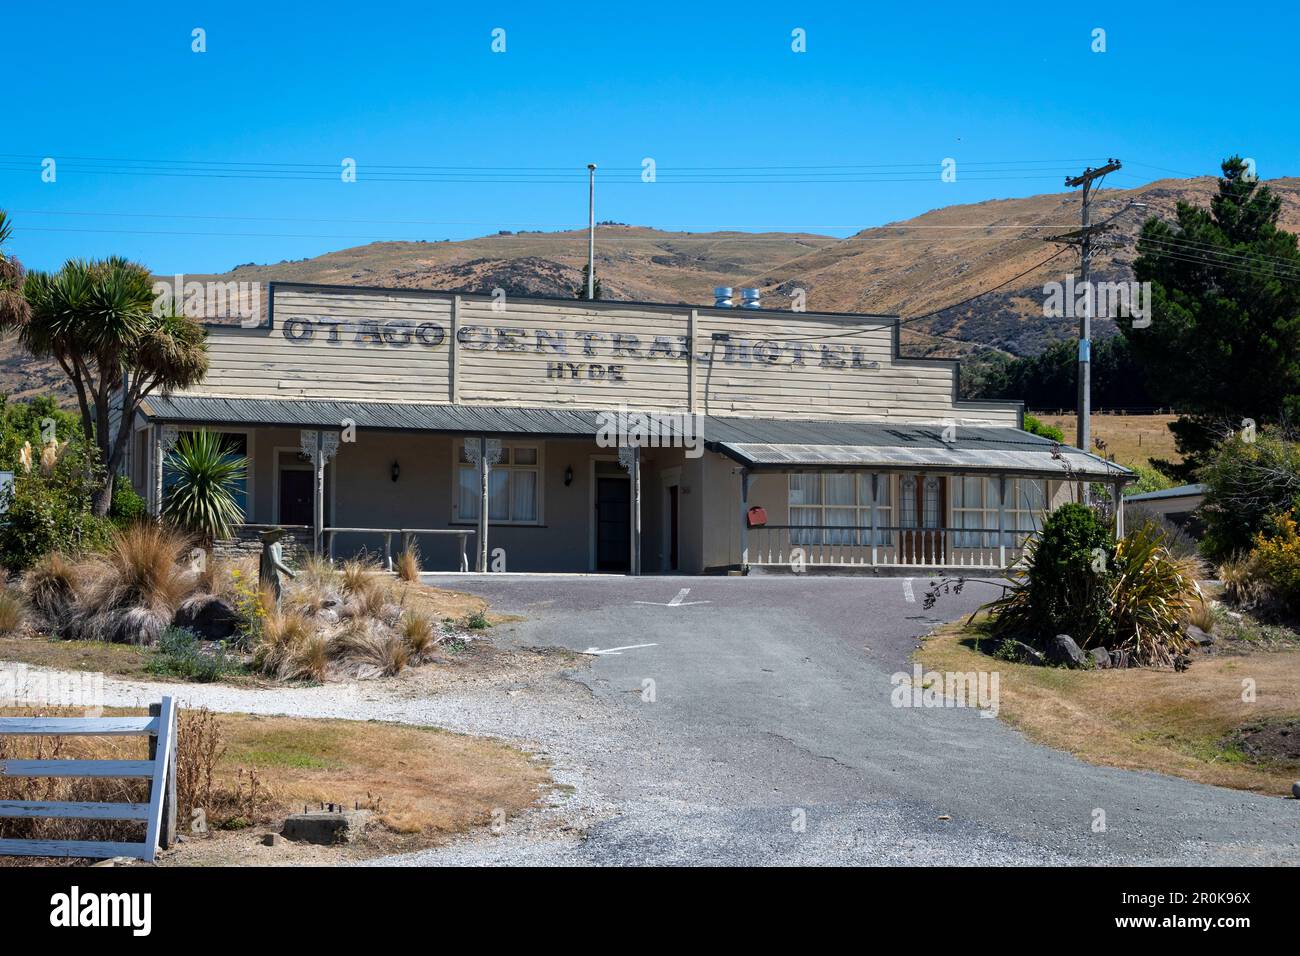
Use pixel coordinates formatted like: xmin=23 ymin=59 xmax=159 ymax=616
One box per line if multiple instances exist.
xmin=465 ymin=438 xmax=503 ymax=467
xmin=159 ymin=424 xmax=180 ymax=453
xmin=617 ymin=445 xmax=638 ymax=473
xmin=299 ymin=430 xmax=341 ymax=464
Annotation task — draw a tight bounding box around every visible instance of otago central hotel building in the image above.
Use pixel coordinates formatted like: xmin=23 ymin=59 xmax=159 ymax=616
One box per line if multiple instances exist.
xmin=124 ymin=283 xmax=1129 ymax=574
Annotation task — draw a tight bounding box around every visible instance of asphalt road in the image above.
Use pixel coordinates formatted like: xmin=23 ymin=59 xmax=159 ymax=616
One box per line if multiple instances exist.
xmin=390 ymin=573 xmax=1299 ymax=867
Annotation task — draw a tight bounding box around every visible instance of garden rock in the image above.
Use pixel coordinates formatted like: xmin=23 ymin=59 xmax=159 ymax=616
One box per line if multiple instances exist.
xmin=1186 ymin=624 xmax=1216 ymax=647
xmin=1048 ymin=634 xmax=1088 ymax=668
xmin=1088 ymin=646 xmax=1111 ymax=669
xmin=175 ymin=595 xmax=239 ymax=640
xmin=1292 ymin=781 xmax=1300 ymax=800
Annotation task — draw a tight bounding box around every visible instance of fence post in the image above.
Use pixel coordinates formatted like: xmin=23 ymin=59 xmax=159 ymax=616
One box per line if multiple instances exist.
xmin=148 ymin=702 xmax=177 ymax=850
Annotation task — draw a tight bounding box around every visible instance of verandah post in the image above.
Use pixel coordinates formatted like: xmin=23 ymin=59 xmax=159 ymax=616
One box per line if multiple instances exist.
xmin=870 ymin=473 xmax=879 ymax=567
xmin=997 ymin=474 xmax=1008 ymax=568
xmin=739 ymin=467 xmax=750 ymax=574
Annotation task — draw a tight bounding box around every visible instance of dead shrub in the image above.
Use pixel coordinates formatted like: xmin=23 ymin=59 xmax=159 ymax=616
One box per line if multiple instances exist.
xmin=176 ymin=708 xmax=227 ymax=827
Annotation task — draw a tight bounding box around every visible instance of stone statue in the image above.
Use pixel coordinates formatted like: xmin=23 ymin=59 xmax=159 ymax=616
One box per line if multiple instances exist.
xmin=258 ymin=529 xmax=296 ymax=607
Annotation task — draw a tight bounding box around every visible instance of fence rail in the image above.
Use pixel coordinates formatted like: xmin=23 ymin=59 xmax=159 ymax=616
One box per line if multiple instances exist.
xmin=0 ymin=697 xmax=177 ymax=862
xmin=324 ymin=527 xmax=476 ymax=572
xmin=746 ymin=524 xmax=1034 ymax=570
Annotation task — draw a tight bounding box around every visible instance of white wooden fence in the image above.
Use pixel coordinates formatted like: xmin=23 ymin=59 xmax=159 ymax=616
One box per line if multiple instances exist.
xmin=0 ymin=697 xmax=177 ymax=862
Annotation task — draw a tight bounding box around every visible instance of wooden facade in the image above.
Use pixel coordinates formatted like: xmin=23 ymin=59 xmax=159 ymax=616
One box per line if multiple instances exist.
xmin=186 ymin=283 xmax=1020 ymax=426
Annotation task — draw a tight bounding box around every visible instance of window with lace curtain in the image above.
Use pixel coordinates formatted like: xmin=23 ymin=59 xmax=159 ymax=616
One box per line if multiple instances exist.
xmin=788 ymin=473 xmax=892 ymax=546
xmin=454 ymin=441 xmax=542 ymax=524
xmin=951 ymin=477 xmax=1046 ymax=547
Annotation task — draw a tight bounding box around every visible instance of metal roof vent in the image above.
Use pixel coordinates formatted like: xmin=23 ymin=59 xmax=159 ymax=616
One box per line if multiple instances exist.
xmin=713 ymin=287 xmax=734 ymax=308
xmin=740 ymin=287 xmax=761 ymax=309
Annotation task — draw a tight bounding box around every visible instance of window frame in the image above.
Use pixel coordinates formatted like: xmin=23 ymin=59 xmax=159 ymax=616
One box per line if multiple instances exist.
xmin=950 ymin=477 xmax=1048 ymax=548
xmin=452 ymin=439 xmax=545 ymax=526
xmin=788 ymin=472 xmax=893 ymax=546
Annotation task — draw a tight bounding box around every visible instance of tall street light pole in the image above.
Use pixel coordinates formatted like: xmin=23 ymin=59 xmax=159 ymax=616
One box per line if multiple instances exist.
xmin=586 ymin=163 xmax=597 ymax=300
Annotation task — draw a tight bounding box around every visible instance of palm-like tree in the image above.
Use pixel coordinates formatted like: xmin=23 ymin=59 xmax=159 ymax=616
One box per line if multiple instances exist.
xmin=162 ymin=430 xmax=247 ymax=544
xmin=0 ymin=211 xmax=29 ymax=330
xmin=5 ymin=255 xmax=208 ymax=516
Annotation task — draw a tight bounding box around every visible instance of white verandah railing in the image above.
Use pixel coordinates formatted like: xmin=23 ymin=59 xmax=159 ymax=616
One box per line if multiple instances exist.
xmin=746 ymin=525 xmax=1035 ymax=570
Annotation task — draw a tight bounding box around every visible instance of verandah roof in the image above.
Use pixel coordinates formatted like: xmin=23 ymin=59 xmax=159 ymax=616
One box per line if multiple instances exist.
xmin=138 ymin=394 xmax=1130 ymax=482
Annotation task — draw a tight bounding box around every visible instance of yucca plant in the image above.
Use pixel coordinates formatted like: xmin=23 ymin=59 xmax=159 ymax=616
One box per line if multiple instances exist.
xmin=162 ymin=430 xmax=247 ymax=544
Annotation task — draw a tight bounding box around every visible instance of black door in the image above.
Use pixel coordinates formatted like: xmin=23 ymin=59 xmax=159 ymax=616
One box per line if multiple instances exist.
xmin=667 ymin=485 xmax=679 ymax=571
xmin=596 ymin=476 xmax=631 ymax=572
xmin=280 ymin=469 xmax=313 ymax=526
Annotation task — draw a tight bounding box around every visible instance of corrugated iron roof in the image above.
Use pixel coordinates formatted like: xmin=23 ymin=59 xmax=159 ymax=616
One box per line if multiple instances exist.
xmin=139 ymin=395 xmax=1129 ymax=479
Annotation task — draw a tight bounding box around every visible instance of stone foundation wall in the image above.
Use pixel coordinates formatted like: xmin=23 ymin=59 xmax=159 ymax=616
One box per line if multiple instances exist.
xmin=213 ymin=525 xmax=313 ymax=564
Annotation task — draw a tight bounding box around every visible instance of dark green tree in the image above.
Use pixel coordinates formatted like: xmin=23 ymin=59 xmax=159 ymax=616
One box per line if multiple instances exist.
xmin=573 ymin=263 xmax=603 ymax=300
xmin=1121 ymin=157 xmax=1300 ymax=479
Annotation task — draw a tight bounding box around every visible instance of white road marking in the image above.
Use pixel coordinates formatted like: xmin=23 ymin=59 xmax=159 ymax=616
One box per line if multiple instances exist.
xmin=903 ymin=579 xmax=915 ymax=603
xmin=581 ymin=643 xmax=659 ymax=656
xmin=634 ymin=587 xmax=710 ymax=607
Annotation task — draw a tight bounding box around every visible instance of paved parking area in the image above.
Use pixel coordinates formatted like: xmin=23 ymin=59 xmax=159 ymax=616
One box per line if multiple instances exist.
xmin=388 ymin=574 xmax=1300 ymax=866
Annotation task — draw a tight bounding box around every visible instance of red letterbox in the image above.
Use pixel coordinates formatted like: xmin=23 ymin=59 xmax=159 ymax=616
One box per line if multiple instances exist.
xmin=747 ymin=506 xmax=768 ymax=528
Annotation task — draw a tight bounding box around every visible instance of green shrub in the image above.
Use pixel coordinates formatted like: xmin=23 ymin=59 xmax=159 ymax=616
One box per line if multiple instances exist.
xmin=1124 ymin=465 xmax=1175 ymax=497
xmin=1249 ymin=511 xmax=1300 ymax=614
xmin=0 ymin=470 xmax=113 ymax=573
xmin=986 ymin=503 xmax=1115 ymax=648
xmin=1199 ymin=430 xmax=1300 ymax=561
xmin=1022 ymin=414 xmax=1065 ymax=443
xmin=146 ymin=625 xmax=241 ymax=682
xmin=109 ymin=475 xmax=149 ymax=527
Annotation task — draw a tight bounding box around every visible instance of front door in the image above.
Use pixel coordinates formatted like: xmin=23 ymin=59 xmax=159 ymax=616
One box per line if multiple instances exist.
xmin=595 ymin=476 xmax=631 ymax=573
xmin=279 ymin=469 xmax=314 ymax=526
xmin=900 ymin=475 xmax=947 ymax=564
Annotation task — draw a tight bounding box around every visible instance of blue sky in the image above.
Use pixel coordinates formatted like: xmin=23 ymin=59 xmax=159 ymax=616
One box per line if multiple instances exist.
xmin=5 ymin=1 xmax=1297 ymax=273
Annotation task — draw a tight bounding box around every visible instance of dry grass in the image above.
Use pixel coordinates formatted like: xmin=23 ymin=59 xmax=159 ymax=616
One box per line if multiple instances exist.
xmin=0 ymin=705 xmax=551 ymax=862
xmin=20 ymin=552 xmax=81 ymax=633
xmin=252 ymin=610 xmax=320 ymax=681
xmin=1033 ymin=412 xmax=1181 ymax=469
xmin=920 ymin=618 xmax=1300 ymax=795
xmin=401 ymin=612 xmax=436 ymax=659
xmin=332 ymin=621 xmax=409 ymax=677
xmin=0 ymin=589 xmax=25 ymax=635
xmin=396 ymin=541 xmax=421 ymax=583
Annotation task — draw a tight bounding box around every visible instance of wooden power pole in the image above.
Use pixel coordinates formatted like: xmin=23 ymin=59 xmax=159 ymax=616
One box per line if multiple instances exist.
xmin=1047 ymin=158 xmax=1122 ymax=464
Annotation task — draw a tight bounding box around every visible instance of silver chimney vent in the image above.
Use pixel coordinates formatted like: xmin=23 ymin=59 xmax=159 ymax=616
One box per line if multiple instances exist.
xmin=713 ymin=287 xmax=734 ymax=308
xmin=740 ymin=287 xmax=761 ymax=309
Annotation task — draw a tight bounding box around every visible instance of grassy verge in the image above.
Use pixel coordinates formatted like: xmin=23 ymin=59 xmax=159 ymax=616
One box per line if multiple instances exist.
xmin=918 ymin=616 xmax=1300 ymax=796
xmin=0 ymin=706 xmax=551 ymax=864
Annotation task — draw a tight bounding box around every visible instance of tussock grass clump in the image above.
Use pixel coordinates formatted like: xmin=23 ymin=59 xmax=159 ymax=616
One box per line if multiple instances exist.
xmin=20 ymin=552 xmax=83 ymax=633
xmin=401 ymin=611 xmax=435 ymax=659
xmin=332 ymin=621 xmax=410 ymax=677
xmin=252 ymin=610 xmax=317 ymax=681
xmin=76 ymin=524 xmax=197 ymax=645
xmin=0 ymin=588 xmax=26 ymax=635
xmin=397 ymin=541 xmax=421 ymax=583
